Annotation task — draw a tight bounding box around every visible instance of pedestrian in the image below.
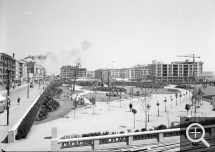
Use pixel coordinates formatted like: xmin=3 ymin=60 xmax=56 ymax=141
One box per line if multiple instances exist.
xmin=17 ymin=97 xmax=20 ymax=105
xmin=129 ymin=103 xmax=133 ymax=112
xmin=8 ymin=98 xmax=11 ymax=107
xmin=13 ymin=85 xmax=15 ymax=90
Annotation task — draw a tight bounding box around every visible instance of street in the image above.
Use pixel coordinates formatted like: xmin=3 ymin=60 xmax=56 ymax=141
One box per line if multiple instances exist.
xmin=0 ymin=83 xmax=44 ymax=108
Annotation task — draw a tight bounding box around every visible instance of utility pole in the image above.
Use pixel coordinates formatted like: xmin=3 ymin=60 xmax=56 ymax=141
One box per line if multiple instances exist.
xmin=6 ymin=58 xmax=10 ymax=125
xmin=145 ymin=88 xmax=147 ymax=129
xmin=27 ymin=70 xmax=29 ymax=98
xmin=108 ymin=70 xmax=110 ymax=88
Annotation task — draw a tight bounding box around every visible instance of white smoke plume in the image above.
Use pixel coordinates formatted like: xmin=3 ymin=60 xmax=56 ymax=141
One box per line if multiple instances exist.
xmin=27 ymin=40 xmax=93 ymax=74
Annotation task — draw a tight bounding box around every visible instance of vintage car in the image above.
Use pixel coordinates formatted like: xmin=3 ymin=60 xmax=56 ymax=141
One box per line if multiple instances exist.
xmin=0 ymin=95 xmax=6 ymax=113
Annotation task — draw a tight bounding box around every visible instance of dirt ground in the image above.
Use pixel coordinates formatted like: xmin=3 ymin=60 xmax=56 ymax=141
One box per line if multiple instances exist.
xmin=35 ymin=86 xmax=89 ymax=125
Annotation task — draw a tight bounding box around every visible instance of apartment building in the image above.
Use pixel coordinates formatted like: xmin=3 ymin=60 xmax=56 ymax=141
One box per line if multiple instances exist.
xmin=148 ymin=60 xmax=203 ymax=82
xmin=60 ymin=65 xmax=87 ymax=79
xmin=0 ymin=53 xmax=16 ymax=85
xmin=87 ymin=71 xmax=95 ymax=78
xmin=14 ymin=59 xmax=26 ymax=84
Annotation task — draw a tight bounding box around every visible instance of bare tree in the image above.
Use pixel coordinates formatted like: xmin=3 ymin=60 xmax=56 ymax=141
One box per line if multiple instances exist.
xmin=72 ymin=58 xmax=83 ymax=93
xmin=139 ymin=88 xmax=154 ymax=130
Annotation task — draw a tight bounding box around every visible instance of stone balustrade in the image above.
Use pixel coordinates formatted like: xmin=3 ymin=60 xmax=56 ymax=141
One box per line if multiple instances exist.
xmin=51 ymin=125 xmax=215 ymax=151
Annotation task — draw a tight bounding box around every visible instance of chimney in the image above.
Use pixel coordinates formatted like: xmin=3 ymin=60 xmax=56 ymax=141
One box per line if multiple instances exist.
xmin=13 ymin=53 xmax=15 ymax=58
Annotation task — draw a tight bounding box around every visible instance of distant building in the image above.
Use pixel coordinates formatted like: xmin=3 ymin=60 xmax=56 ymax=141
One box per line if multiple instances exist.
xmin=87 ymin=71 xmax=95 ymax=78
xmin=148 ymin=60 xmax=203 ymax=82
xmin=26 ymin=61 xmax=45 ymax=82
xmin=199 ymin=71 xmax=214 ymax=81
xmin=0 ymin=53 xmax=16 ymax=85
xmin=14 ymin=59 xmax=26 ymax=84
xmin=60 ymin=65 xmax=87 ymax=79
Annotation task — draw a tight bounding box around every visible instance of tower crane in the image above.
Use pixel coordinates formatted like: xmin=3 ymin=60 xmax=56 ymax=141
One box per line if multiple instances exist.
xmin=177 ymin=54 xmax=200 ymax=82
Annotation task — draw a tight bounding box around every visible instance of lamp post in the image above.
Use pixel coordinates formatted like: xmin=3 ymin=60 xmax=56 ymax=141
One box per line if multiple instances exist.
xmin=164 ymin=97 xmax=167 ymax=112
xmin=132 ymin=108 xmax=137 ymax=129
xmin=147 ymin=103 xmax=151 ymax=122
xmin=27 ymin=70 xmax=29 ymax=98
xmin=179 ymin=93 xmax=182 ymax=103
xmin=5 ymin=57 xmax=11 ymax=125
xmin=170 ymin=96 xmax=173 ymax=108
xmin=156 ymin=101 xmax=160 ymax=116
xmin=175 ymin=93 xmax=178 ymax=106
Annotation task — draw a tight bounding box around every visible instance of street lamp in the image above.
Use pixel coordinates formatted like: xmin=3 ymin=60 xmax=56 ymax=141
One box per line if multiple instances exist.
xmin=170 ymin=96 xmax=173 ymax=108
xmin=163 ymin=97 xmax=167 ymax=112
xmin=156 ymin=101 xmax=160 ymax=116
xmin=132 ymin=108 xmax=137 ymax=128
xmin=27 ymin=70 xmax=29 ymax=98
xmin=175 ymin=93 xmax=178 ymax=106
xmin=147 ymin=103 xmax=151 ymax=122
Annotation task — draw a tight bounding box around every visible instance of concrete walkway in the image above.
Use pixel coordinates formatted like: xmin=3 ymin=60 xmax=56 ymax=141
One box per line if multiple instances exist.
xmin=0 ymin=84 xmax=42 ymax=144
xmin=1 ymin=85 xmax=215 ymax=151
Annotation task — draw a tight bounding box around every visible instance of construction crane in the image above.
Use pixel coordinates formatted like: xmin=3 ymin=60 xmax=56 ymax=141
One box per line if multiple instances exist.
xmin=177 ymin=54 xmax=200 ymax=82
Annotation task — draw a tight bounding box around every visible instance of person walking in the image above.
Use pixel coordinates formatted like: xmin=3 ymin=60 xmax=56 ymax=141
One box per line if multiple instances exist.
xmin=129 ymin=103 xmax=133 ymax=112
xmin=17 ymin=97 xmax=21 ymax=105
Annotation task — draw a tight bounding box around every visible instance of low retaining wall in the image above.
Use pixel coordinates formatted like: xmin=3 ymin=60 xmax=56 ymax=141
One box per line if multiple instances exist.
xmin=8 ymin=83 xmax=49 ymax=143
xmin=51 ymin=125 xmax=215 ymax=151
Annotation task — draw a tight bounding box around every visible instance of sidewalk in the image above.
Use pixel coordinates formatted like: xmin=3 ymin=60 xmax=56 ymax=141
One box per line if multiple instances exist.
xmin=0 ymin=84 xmax=42 ymax=144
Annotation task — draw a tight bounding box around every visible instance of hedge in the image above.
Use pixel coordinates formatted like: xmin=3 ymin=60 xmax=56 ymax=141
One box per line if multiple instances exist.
xmin=15 ymin=83 xmax=51 ymax=140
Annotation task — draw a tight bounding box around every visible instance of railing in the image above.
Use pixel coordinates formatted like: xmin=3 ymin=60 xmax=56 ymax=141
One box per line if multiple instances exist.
xmin=51 ymin=125 xmax=215 ymax=151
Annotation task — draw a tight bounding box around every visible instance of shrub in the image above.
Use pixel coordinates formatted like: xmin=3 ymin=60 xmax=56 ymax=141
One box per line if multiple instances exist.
xmin=134 ymin=129 xmax=139 ymax=132
xmin=156 ymin=124 xmax=167 ymax=130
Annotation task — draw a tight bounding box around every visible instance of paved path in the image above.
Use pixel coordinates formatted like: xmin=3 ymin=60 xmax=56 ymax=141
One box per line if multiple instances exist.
xmin=0 ymin=84 xmax=43 ymax=144
xmin=1 ymin=85 xmax=215 ymax=151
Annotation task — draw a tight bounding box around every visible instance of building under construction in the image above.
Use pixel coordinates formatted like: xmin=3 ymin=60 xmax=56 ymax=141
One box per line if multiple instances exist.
xmin=148 ymin=60 xmax=203 ymax=82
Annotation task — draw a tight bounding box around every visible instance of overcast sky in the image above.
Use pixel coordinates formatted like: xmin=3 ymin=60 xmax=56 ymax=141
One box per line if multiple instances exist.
xmin=1 ymin=0 xmax=215 ymax=74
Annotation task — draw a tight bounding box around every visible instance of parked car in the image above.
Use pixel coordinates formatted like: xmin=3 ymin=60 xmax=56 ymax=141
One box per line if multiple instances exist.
xmin=0 ymin=95 xmax=6 ymax=113
xmin=30 ymin=82 xmax=34 ymax=88
xmin=17 ymin=84 xmax=21 ymax=86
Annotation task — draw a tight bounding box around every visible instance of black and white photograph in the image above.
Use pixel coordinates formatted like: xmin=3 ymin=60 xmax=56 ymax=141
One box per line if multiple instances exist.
xmin=0 ymin=0 xmax=215 ymax=151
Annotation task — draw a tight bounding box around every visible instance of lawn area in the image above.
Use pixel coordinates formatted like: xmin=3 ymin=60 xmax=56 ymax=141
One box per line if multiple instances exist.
xmin=123 ymin=86 xmax=181 ymax=95
xmin=81 ymin=86 xmax=181 ymax=94
xmin=82 ymin=93 xmax=129 ymax=102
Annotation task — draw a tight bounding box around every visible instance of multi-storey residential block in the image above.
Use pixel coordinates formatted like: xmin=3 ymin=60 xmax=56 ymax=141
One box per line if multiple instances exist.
xmin=0 ymin=53 xmax=16 ymax=85
xmin=87 ymin=71 xmax=95 ymax=78
xmin=14 ymin=59 xmax=26 ymax=84
xmin=148 ymin=60 xmax=203 ymax=82
xmin=60 ymin=65 xmax=87 ymax=79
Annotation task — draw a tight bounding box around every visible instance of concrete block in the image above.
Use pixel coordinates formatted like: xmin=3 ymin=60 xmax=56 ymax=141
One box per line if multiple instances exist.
xmin=158 ymin=133 xmax=163 ymax=142
xmin=52 ymin=126 xmax=57 ymax=139
xmin=51 ymin=139 xmax=59 ymax=151
xmin=92 ymin=140 xmax=99 ymax=150
xmin=8 ymin=130 xmax=15 ymax=143
xmin=126 ymin=136 xmax=133 ymax=146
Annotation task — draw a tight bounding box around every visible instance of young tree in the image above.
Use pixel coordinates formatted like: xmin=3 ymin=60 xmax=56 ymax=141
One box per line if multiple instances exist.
xmin=89 ymin=97 xmax=96 ymax=114
xmin=139 ymin=88 xmax=153 ymax=130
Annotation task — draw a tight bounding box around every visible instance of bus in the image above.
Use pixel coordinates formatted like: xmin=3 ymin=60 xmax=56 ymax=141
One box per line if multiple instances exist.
xmin=0 ymin=95 xmax=6 ymax=113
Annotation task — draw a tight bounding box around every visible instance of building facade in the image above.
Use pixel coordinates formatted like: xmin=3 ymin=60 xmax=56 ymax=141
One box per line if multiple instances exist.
xmin=148 ymin=60 xmax=203 ymax=82
xmin=87 ymin=71 xmax=95 ymax=78
xmin=0 ymin=53 xmax=16 ymax=85
xmin=14 ymin=59 xmax=26 ymax=84
xmin=60 ymin=65 xmax=87 ymax=79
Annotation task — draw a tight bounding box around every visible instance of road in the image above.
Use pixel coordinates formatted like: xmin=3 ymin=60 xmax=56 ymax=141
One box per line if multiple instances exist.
xmin=0 ymin=83 xmax=44 ymax=107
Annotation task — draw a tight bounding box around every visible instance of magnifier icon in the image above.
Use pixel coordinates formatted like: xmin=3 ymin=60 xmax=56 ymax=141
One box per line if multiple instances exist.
xmin=186 ymin=123 xmax=210 ymax=147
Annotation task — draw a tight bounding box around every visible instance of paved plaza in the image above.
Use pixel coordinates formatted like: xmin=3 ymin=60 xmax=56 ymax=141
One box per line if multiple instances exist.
xmin=0 ymin=84 xmax=214 ymax=151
